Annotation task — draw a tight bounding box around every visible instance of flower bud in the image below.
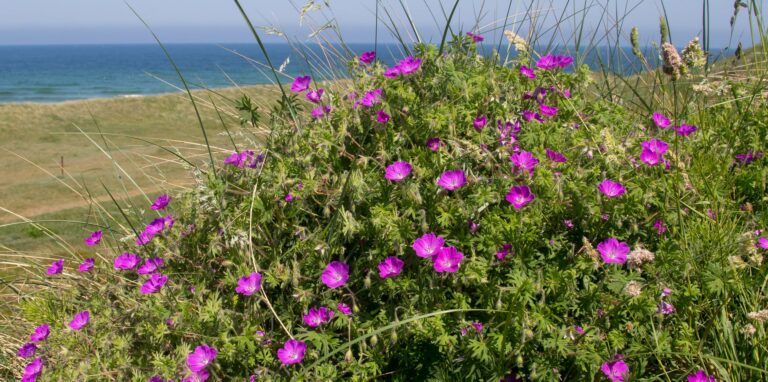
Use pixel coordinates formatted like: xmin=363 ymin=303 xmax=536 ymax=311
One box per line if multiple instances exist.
xmin=369 ymin=334 xmax=378 ymax=346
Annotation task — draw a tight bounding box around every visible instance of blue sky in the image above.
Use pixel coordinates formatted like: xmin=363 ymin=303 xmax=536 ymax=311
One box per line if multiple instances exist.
xmin=0 ymin=1 xmax=762 ymax=48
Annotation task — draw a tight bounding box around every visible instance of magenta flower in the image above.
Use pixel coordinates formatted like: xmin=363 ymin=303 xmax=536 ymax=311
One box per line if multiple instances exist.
xmin=137 ymin=257 xmax=165 ymax=275
xmin=433 ymin=246 xmax=464 ymax=273
xmin=640 ymin=139 xmax=669 ymax=166
xmin=396 ymin=56 xmax=422 ymax=75
xmin=473 ymin=115 xmax=487 ymax=131
xmin=657 ymin=301 xmax=675 ymax=315
xmin=235 ymin=272 xmax=262 ymax=296
xmin=357 ymin=89 xmax=383 ymax=108
xmin=140 ymin=273 xmax=168 ymax=295
xmin=536 ymin=54 xmax=573 ymax=70
xmin=78 ymin=258 xmax=95 ymax=273
xmin=496 ymin=244 xmax=513 ymax=261
xmin=598 ymin=179 xmax=626 ymax=198
xmin=47 ymin=259 xmax=64 ymax=276
xmin=284 ymin=192 xmax=295 ymax=202
xmin=17 ymin=343 xmax=37 ymax=358
xmin=290 ymin=75 xmax=311 ymax=92
xmin=661 ymin=287 xmax=672 ymax=297
xmin=596 ymin=237 xmax=629 ymax=264
xmin=574 ymin=326 xmax=585 ymax=335
xmin=546 ymin=148 xmax=567 ymax=163
xmin=600 ymin=358 xmax=629 ymax=382
xmin=68 ymin=310 xmax=90 ymax=331
xmin=150 ymin=194 xmax=171 ymax=210
xmin=187 ymin=344 xmax=218 ymax=372
xmin=22 ymin=358 xmax=44 ymax=382
xmin=757 ymin=237 xmax=768 ymax=249
xmin=412 ymin=233 xmax=445 ymax=258
xmin=384 ymin=161 xmax=412 ymax=182
xmin=505 ymin=185 xmax=535 ymax=209
xmin=466 ymin=32 xmax=484 ymax=42
xmin=376 ymin=109 xmax=391 ymax=124
xmin=30 ymin=324 xmax=49 ymax=342
xmin=182 ymin=370 xmax=209 ymax=382
xmin=520 ymin=65 xmax=536 ymax=79
xmin=510 ymin=151 xmax=539 ymax=176
xmin=306 ymin=88 xmax=324 ymax=103
xmin=321 ymin=261 xmax=349 ymax=289
xmin=688 ymin=370 xmax=716 ymax=382
xmin=84 ymin=230 xmax=102 ymax=246
xmin=426 ymin=137 xmax=441 ymax=151
xmin=654 ymin=219 xmax=667 ymax=235
xmin=378 ymin=256 xmax=404 ymax=278
xmin=521 ymin=110 xmax=542 ymax=122
xmin=734 ymin=150 xmax=763 ymax=166
xmin=360 ymin=51 xmax=376 ymax=64
xmin=310 ymin=107 xmax=326 ymax=119
xmin=114 ymin=253 xmax=141 ymax=270
xmin=675 ymin=124 xmax=698 ymax=136
xmin=303 ymin=306 xmax=334 ymax=328
xmin=384 ymin=67 xmax=401 ymax=78
xmin=337 ymin=303 xmax=352 ymax=316
xmin=437 ymin=170 xmax=467 ymax=191
xmin=539 ymin=104 xmax=558 ymax=118
xmin=652 ymin=112 xmax=671 ymax=128
xmin=277 ymin=339 xmax=306 ymax=365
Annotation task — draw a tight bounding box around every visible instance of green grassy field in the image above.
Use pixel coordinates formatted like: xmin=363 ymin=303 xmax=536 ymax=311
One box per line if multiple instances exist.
xmin=0 ymin=86 xmax=277 ymax=266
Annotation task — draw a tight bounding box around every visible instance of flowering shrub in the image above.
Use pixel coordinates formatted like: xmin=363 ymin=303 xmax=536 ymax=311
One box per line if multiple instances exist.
xmin=9 ymin=35 xmax=768 ymax=381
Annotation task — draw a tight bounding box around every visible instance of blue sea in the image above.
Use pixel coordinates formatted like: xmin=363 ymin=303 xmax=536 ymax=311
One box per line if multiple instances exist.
xmin=0 ymin=43 xmax=728 ymax=103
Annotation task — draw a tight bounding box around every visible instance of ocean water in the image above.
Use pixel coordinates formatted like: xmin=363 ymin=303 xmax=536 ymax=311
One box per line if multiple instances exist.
xmin=0 ymin=43 xmax=726 ymax=103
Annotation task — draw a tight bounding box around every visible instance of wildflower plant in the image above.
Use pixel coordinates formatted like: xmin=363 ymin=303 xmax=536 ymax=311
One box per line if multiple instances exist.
xmin=6 ymin=3 xmax=768 ymax=381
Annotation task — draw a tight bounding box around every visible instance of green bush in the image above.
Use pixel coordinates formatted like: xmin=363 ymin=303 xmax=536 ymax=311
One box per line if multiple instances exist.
xmin=11 ymin=35 xmax=768 ymax=381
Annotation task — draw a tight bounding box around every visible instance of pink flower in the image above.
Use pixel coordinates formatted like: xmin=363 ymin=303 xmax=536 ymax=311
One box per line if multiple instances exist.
xmin=306 ymin=88 xmax=324 ymax=103
xmin=29 ymin=324 xmax=50 ymax=342
xmin=46 ymin=259 xmax=64 ymax=276
xmin=510 ymin=151 xmax=539 ymax=176
xmin=536 ymin=54 xmax=573 ymax=70
xmin=277 ymin=339 xmax=306 ymax=365
xmin=688 ymin=370 xmax=716 ymax=382
xmin=657 ymin=301 xmax=675 ymax=315
xmin=596 ymin=237 xmax=629 ymax=264
xmin=321 ymin=261 xmax=349 ymax=289
xmin=539 ymin=104 xmax=558 ymax=118
xmin=150 ymin=194 xmax=171 ymax=210
xmin=654 ymin=219 xmax=667 ymax=235
xmin=303 ymin=306 xmax=334 ymax=328
xmin=378 ymin=256 xmax=404 ymax=278
xmin=675 ymin=124 xmax=698 ymax=137
xmin=466 ymin=32 xmax=484 ymax=42
xmin=600 ymin=358 xmax=629 ymax=382
xmin=426 ymin=137 xmax=441 ymax=151
xmin=598 ymin=179 xmax=626 ymax=198
xmin=520 ymin=65 xmax=536 ymax=79
xmin=757 ymin=237 xmax=768 ymax=249
xmin=337 ymin=303 xmax=352 ymax=316
xmin=652 ymin=112 xmax=671 ymax=128
xmin=187 ymin=344 xmax=218 ymax=372
xmin=68 ymin=310 xmax=90 ymax=331
xmin=22 ymin=358 xmax=44 ymax=382
xmin=384 ymin=161 xmax=412 ymax=182
xmin=376 ymin=109 xmax=390 ymax=124
xmin=412 ymin=233 xmax=445 ymax=258
xmin=78 ymin=258 xmax=95 ymax=273
xmin=84 ymin=230 xmax=102 ymax=246
xmin=433 ymin=246 xmax=464 ymax=273
xmin=505 ymin=185 xmax=535 ymax=209
xmin=140 ymin=273 xmax=168 ymax=295
xmin=384 ymin=67 xmax=401 ymax=78
xmin=437 ymin=170 xmax=467 ymax=191
xmin=546 ymin=149 xmax=567 ymax=163
xmin=640 ymin=139 xmax=669 ymax=166
xmin=360 ymin=51 xmax=376 ymax=64
xmin=290 ymin=75 xmax=311 ymax=92
xmin=17 ymin=343 xmax=37 ymax=358
xmin=137 ymin=257 xmax=165 ymax=275
xmin=357 ymin=89 xmax=383 ymax=108
xmin=235 ymin=272 xmax=262 ymax=296
xmin=495 ymin=244 xmax=513 ymax=261
xmin=114 ymin=253 xmax=141 ymax=270
xmin=395 ymin=56 xmax=422 ymax=75
xmin=473 ymin=115 xmax=488 ymax=131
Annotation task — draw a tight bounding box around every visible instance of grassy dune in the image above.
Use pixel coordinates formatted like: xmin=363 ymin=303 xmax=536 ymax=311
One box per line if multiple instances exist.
xmin=0 ymin=86 xmax=276 ymax=256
